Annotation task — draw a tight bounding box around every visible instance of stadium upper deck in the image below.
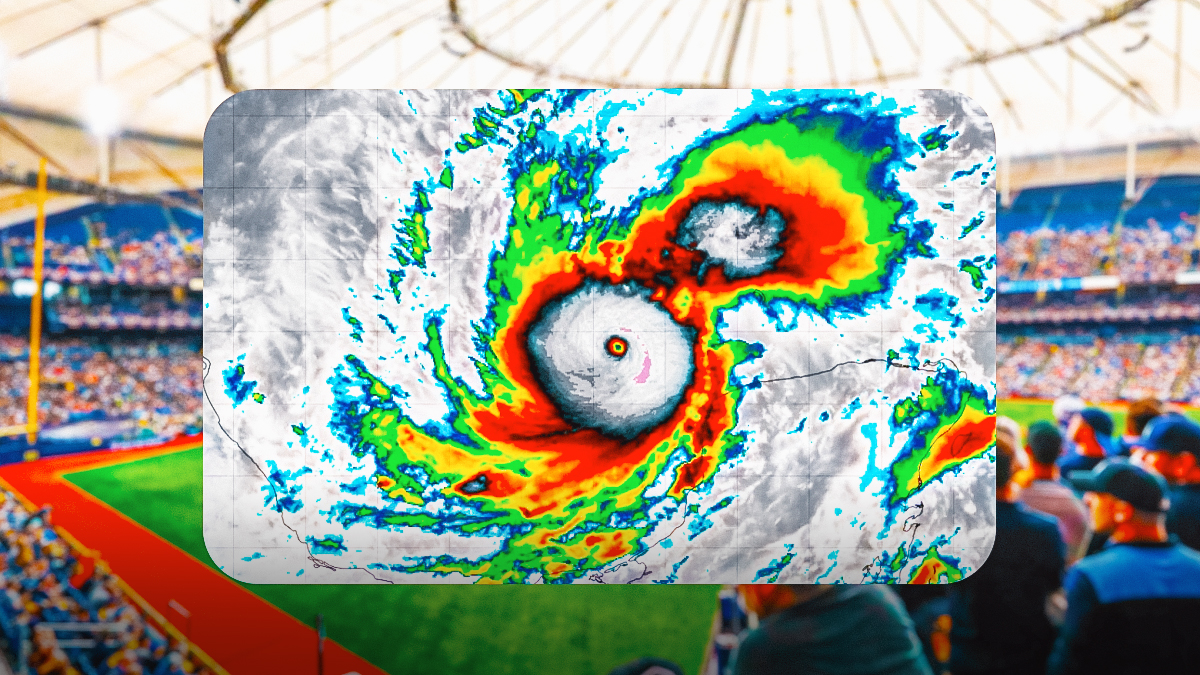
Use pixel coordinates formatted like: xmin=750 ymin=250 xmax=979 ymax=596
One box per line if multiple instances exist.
xmin=0 ymin=203 xmax=201 ymax=287
xmin=0 ymin=203 xmax=202 ymax=334
xmin=998 ymin=176 xmax=1200 ymax=284
xmin=0 ymin=201 xmax=203 ymax=446
xmin=996 ymin=175 xmax=1200 ymax=404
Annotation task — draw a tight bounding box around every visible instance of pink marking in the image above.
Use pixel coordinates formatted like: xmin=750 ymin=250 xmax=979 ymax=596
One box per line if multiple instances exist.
xmin=634 ymin=352 xmax=652 ymax=384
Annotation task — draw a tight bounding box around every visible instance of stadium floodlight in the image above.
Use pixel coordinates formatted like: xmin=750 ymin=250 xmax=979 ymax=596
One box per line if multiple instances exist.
xmin=11 ymin=279 xmax=35 ymax=298
xmin=83 ymin=84 xmax=121 ymax=138
xmin=10 ymin=279 xmax=59 ymax=299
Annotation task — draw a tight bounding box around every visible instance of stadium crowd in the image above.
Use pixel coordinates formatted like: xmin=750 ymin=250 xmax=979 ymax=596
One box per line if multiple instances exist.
xmin=998 ymin=333 xmax=1200 ymax=404
xmin=1 ymin=232 xmax=201 ymax=288
xmin=0 ymin=336 xmax=201 ymax=439
xmin=997 ymin=219 xmax=1198 ymax=283
xmin=0 ymin=488 xmax=212 ymax=675
xmin=46 ymin=297 xmax=201 ymax=332
xmin=998 ymin=227 xmax=1113 ymax=281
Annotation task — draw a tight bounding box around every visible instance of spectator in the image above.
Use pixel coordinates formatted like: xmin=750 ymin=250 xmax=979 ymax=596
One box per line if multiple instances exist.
xmin=947 ymin=435 xmax=1064 ymax=675
xmin=996 ymin=416 xmax=1030 ymax=487
xmin=1059 ymin=408 xmax=1113 ymax=478
xmin=1025 ymin=347 xmax=1090 ymax=400
xmin=995 ymin=332 xmax=1199 ymax=403
xmin=1120 ymin=341 xmax=1191 ymax=400
xmin=151 ymin=651 xmax=187 ymax=675
xmin=733 ymin=584 xmax=931 ymax=675
xmin=1132 ymin=414 xmax=1200 ymax=551
xmin=997 ymin=214 xmax=1194 ymax=284
xmin=997 ymin=293 xmax=1200 ymax=327
xmin=1051 ymin=395 xmax=1086 ymax=457
xmin=1019 ymin=421 xmax=1092 ymax=563
xmin=1116 ymin=398 xmax=1163 ymax=456
xmin=995 ymin=338 xmax=1052 ymax=399
xmin=891 ymin=584 xmax=952 ymax=674
xmin=1 ymin=228 xmax=201 ymax=288
xmin=995 ymin=416 xmax=1022 ymax=449
xmin=1074 ymin=341 xmax=1141 ymax=403
xmin=1051 ymin=396 xmax=1086 ymax=429
xmin=1049 ymin=460 xmax=1200 ymax=675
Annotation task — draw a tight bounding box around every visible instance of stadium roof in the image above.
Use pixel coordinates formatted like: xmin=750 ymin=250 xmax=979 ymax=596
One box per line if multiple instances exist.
xmin=1 ymin=0 xmax=1200 ymax=222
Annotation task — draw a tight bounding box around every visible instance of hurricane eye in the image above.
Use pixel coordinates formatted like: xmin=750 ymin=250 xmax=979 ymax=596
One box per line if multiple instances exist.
xmin=605 ymin=336 xmax=629 ymax=358
xmin=526 ymin=281 xmax=694 ymax=440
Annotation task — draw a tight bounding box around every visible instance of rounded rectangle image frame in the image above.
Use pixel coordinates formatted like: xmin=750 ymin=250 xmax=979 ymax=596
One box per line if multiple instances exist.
xmin=201 ymin=88 xmax=997 ymax=585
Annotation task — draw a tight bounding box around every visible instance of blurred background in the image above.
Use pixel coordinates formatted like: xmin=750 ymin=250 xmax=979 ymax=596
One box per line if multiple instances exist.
xmin=0 ymin=1 xmax=1197 ymax=674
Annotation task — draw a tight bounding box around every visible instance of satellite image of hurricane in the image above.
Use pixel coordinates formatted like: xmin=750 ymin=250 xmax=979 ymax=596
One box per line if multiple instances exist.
xmin=202 ymin=89 xmax=997 ymax=584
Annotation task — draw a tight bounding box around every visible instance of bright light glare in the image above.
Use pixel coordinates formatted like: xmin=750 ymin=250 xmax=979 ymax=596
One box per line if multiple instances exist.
xmin=11 ymin=280 xmax=60 ymax=299
xmin=11 ymin=279 xmax=35 ymax=298
xmin=83 ymin=85 xmax=122 ymax=138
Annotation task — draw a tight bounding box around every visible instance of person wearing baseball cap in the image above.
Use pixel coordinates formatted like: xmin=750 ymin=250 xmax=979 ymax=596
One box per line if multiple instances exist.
xmin=1051 ymin=395 xmax=1087 ymax=430
xmin=1132 ymin=413 xmax=1200 ymax=551
xmin=1046 ymin=460 xmax=1200 ymax=675
xmin=1115 ymin=397 xmax=1163 ymax=457
xmin=1057 ymin=408 xmax=1114 ymax=481
xmin=1019 ymin=421 xmax=1092 ymax=564
xmin=1052 ymin=395 xmax=1087 ymax=458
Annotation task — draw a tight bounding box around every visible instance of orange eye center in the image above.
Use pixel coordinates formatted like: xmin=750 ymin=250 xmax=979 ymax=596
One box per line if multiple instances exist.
xmin=605 ymin=336 xmax=628 ymax=358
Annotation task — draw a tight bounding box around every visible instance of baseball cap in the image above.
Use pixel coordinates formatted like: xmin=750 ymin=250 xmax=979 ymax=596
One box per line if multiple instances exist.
xmin=1139 ymin=414 xmax=1200 ymax=456
xmin=1068 ymin=459 xmax=1171 ymax=512
xmin=1027 ymin=420 xmax=1064 ymax=463
xmin=1078 ymin=407 xmax=1114 ymax=438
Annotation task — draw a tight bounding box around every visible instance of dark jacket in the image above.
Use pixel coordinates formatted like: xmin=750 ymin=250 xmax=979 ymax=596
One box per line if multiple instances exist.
xmin=1047 ymin=540 xmax=1200 ymax=675
xmin=1167 ymin=484 xmax=1200 ymax=551
xmin=948 ymin=501 xmax=1065 ymax=675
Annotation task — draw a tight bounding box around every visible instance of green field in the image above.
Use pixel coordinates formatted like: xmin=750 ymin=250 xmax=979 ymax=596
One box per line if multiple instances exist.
xmin=63 ymin=449 xmax=719 ymax=675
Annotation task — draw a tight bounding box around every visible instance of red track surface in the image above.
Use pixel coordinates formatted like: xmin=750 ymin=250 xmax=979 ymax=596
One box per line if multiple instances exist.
xmin=0 ymin=438 xmax=387 ymax=675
